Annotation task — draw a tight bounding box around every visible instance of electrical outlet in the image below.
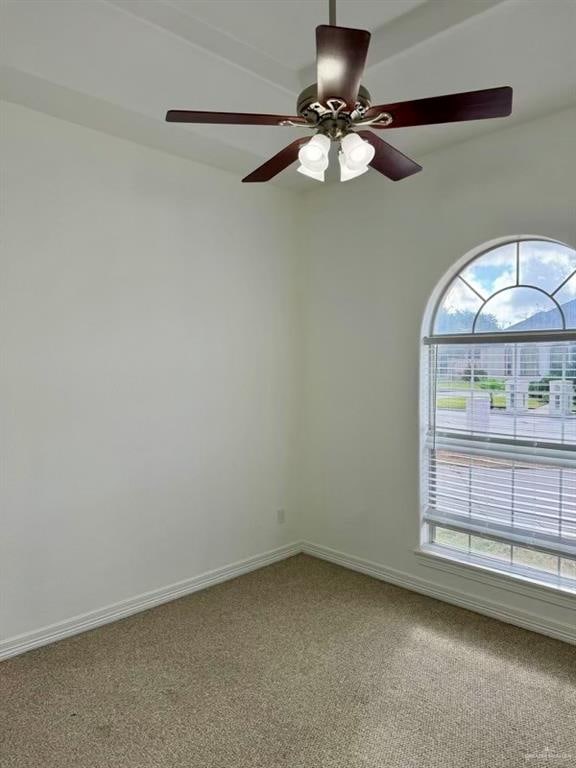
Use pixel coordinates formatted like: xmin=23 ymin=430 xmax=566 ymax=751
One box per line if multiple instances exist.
xmin=276 ymin=509 xmax=286 ymax=525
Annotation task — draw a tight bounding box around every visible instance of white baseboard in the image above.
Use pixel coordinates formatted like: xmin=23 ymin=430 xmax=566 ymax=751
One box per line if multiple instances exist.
xmin=0 ymin=542 xmax=301 ymax=661
xmin=301 ymin=541 xmax=576 ymax=645
xmin=3 ymin=539 xmax=573 ymax=661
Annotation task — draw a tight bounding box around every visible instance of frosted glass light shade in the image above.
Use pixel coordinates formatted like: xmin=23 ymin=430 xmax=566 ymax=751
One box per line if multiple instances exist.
xmin=339 ymin=152 xmax=369 ymax=182
xmin=298 ymin=134 xmax=330 ymax=172
xmin=341 ymin=133 xmax=375 ymax=170
xmin=297 ymin=165 xmax=325 ymax=182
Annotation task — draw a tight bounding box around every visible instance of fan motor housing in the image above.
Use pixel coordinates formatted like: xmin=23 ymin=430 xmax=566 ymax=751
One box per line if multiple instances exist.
xmin=297 ymin=83 xmax=372 ymax=121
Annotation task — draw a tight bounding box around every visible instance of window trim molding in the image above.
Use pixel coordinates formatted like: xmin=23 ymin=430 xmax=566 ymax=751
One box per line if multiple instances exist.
xmin=419 ymin=235 xmax=576 ymax=594
xmin=415 ymin=546 xmax=576 ymax=609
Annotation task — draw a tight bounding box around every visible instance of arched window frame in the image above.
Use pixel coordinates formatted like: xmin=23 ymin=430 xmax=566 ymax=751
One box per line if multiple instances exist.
xmin=420 ymin=236 xmax=576 ymax=592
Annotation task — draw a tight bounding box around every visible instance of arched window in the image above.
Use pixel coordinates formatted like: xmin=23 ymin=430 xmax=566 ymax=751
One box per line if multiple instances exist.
xmin=422 ymin=238 xmax=576 ymax=589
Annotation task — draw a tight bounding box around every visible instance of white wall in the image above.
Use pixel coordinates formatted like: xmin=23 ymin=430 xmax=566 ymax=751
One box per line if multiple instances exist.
xmin=1 ymin=102 xmax=299 ymax=641
xmin=296 ymin=108 xmax=576 ymax=630
xmin=2 ymin=101 xmax=575 ymax=650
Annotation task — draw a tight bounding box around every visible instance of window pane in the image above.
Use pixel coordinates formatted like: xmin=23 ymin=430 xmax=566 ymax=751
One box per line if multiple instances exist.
xmin=470 ymin=536 xmax=511 ymax=562
xmin=461 ymin=243 xmax=517 ymax=298
xmin=431 ymin=241 xmax=576 ymax=338
xmin=434 ymin=279 xmax=482 ymax=334
xmin=433 ymin=527 xmax=469 ymax=552
xmin=475 ymin=287 xmax=563 ymax=332
xmin=519 ymin=240 xmax=576 ymax=294
xmin=433 ymin=342 xmax=576 ymax=446
xmin=560 ymin=558 xmax=576 ymax=581
xmin=512 ymin=547 xmax=559 ymax=576
xmin=554 ymin=275 xmax=576 ymax=329
xmin=429 ymin=446 xmax=576 ymax=545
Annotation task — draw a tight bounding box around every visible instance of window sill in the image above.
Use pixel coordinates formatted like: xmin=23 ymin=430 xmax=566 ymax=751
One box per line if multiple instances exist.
xmin=415 ymin=545 xmax=576 ymax=610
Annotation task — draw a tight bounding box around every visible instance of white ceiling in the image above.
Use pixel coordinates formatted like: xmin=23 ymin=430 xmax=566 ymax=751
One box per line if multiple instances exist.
xmin=173 ymin=0 xmax=428 ymax=70
xmin=1 ymin=0 xmax=575 ymax=188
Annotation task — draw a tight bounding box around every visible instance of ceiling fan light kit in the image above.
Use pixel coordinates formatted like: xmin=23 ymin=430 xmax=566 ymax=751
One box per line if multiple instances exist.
xmin=165 ymin=0 xmax=513 ymax=184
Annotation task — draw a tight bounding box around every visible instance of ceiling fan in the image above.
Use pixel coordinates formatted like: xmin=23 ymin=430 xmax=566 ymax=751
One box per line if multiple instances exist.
xmin=165 ymin=0 xmax=513 ymax=184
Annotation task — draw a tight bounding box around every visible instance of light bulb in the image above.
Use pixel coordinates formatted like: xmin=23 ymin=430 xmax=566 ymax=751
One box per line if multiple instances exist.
xmin=297 ymin=165 xmax=325 ymax=182
xmin=298 ymin=134 xmax=330 ymax=173
xmin=338 ymin=152 xmax=369 ymax=182
xmin=341 ymin=133 xmax=375 ymax=171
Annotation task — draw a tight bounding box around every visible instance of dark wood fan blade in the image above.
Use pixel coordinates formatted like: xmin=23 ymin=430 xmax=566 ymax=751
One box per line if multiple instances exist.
xmin=357 ymin=131 xmax=422 ymax=181
xmin=364 ymin=86 xmax=513 ymax=128
xmin=316 ymin=25 xmax=371 ymax=107
xmin=166 ymin=110 xmax=306 ymax=126
xmin=242 ymin=138 xmax=310 ymax=183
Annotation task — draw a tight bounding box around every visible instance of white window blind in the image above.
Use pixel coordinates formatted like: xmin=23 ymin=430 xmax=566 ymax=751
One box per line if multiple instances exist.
xmin=423 ymin=339 xmax=576 ymax=585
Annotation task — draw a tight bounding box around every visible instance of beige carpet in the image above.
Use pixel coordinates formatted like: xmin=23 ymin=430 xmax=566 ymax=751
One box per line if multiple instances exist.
xmin=1 ymin=555 xmax=575 ymax=768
